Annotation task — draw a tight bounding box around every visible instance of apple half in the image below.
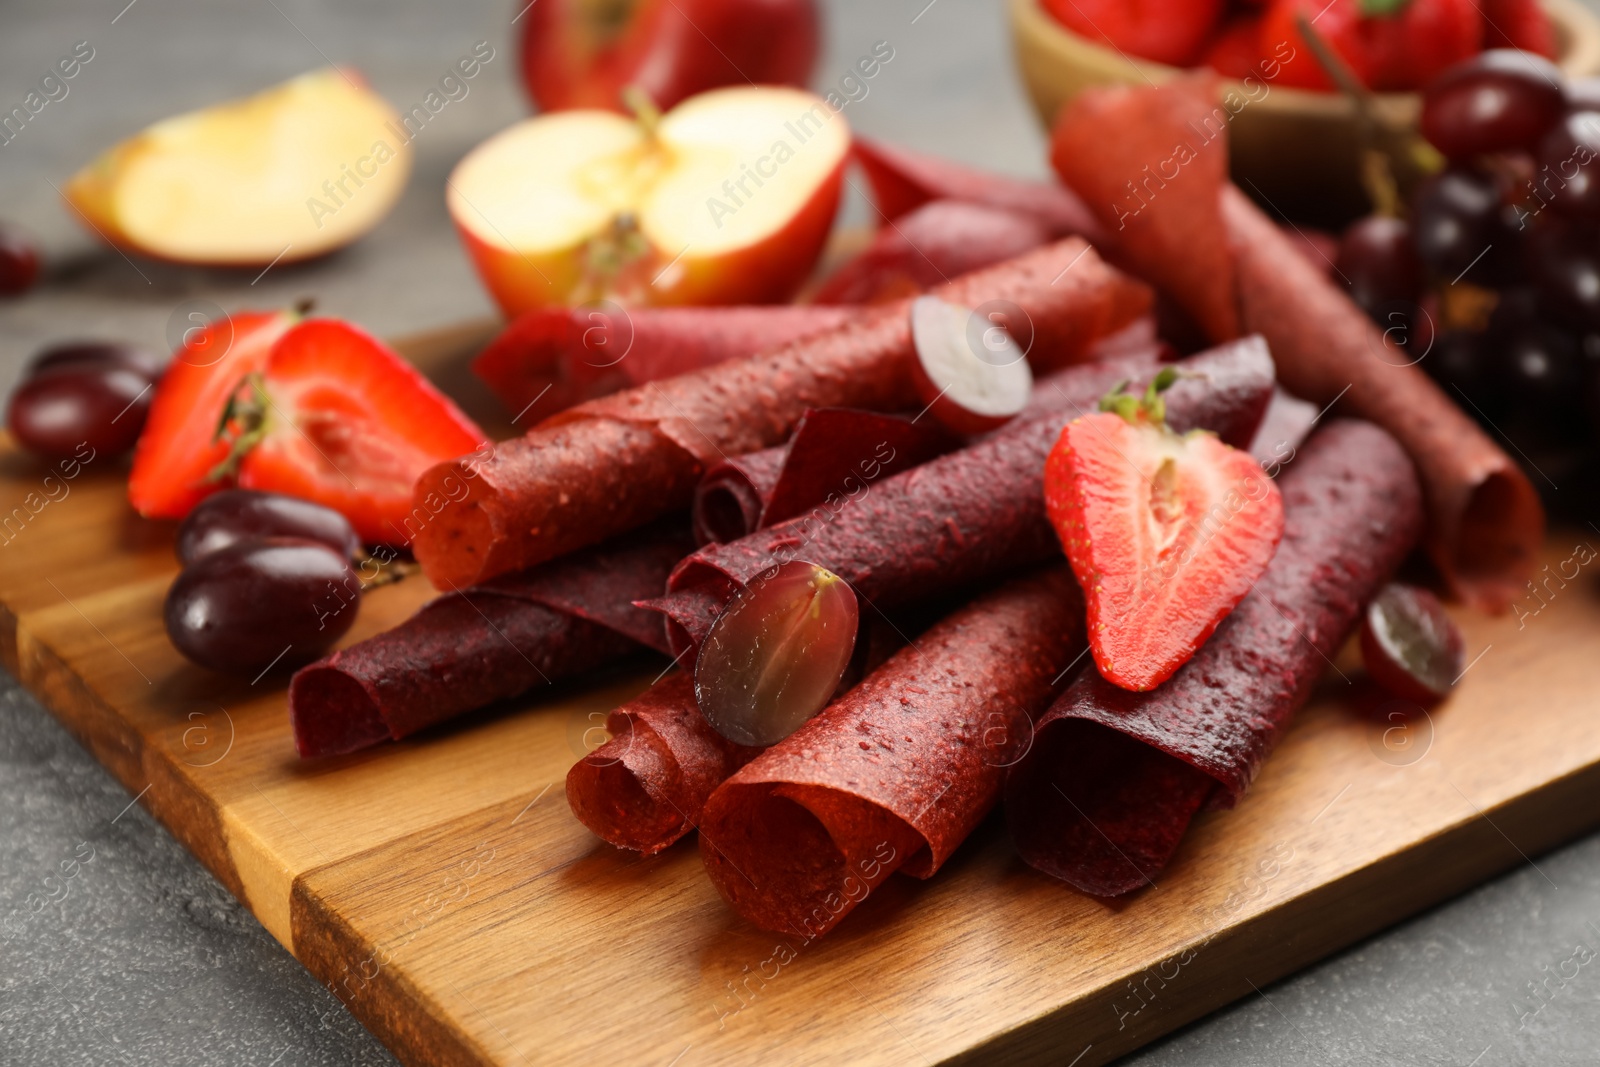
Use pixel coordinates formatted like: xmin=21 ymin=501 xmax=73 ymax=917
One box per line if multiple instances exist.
xmin=64 ymin=69 xmax=411 ymax=266
xmin=447 ymin=86 xmax=849 ymax=314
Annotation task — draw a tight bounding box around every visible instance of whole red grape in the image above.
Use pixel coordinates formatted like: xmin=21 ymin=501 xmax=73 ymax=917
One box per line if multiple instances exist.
xmin=0 ymin=222 xmax=39 ymax=296
xmin=1421 ymin=49 xmax=1565 ymax=161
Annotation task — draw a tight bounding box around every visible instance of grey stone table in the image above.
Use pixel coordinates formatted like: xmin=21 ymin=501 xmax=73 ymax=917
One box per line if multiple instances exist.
xmin=2 ymin=1 xmax=1597 ymax=1064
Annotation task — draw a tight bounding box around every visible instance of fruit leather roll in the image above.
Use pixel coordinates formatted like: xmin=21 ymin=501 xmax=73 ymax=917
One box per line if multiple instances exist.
xmin=471 ymin=305 xmax=857 ymax=419
xmin=853 ymin=138 xmax=1104 ymax=241
xmin=288 ymin=522 xmax=693 ymax=758
xmin=412 ymin=239 xmax=1151 ymax=588
xmin=645 ymin=337 xmax=1275 ymax=661
xmin=1006 ymin=420 xmax=1424 ymax=896
xmin=691 ymin=408 xmax=956 ymax=545
xmin=811 ymin=200 xmax=1053 ymax=305
xmin=565 ymin=673 xmax=760 ymax=854
xmin=698 ymin=567 xmax=1087 ymax=938
xmin=1049 ymin=73 xmax=1543 ymax=611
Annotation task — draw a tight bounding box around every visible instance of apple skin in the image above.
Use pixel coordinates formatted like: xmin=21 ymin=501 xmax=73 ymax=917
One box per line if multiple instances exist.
xmin=451 ymin=150 xmax=847 ymax=315
xmin=520 ymin=0 xmax=820 ymax=113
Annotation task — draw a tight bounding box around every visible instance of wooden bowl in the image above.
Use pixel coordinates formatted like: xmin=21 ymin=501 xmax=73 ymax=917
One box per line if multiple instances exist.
xmin=1009 ymin=0 xmax=1600 ymax=222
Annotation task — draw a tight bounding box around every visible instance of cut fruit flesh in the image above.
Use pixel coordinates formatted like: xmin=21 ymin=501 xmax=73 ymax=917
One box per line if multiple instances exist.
xmin=448 ymin=86 xmax=849 ymax=260
xmin=65 ymin=69 xmax=410 ymax=265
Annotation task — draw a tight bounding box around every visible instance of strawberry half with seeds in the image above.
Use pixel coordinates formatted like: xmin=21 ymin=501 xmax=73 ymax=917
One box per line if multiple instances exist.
xmin=1044 ymin=369 xmax=1285 ymax=692
xmin=212 ymin=319 xmax=484 ymax=544
xmin=129 ymin=308 xmax=299 ymax=520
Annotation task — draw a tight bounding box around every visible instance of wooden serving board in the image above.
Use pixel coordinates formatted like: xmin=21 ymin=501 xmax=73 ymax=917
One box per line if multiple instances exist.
xmin=5 ymin=321 xmax=1600 ymax=1067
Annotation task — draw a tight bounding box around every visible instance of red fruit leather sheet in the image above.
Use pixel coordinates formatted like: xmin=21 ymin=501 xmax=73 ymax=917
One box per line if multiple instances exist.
xmin=1050 ymin=70 xmax=1241 ymax=342
xmin=411 ymin=239 xmax=1151 ymax=588
xmin=565 ymin=612 xmax=913 ymax=856
xmin=287 ymin=522 xmax=693 ymax=759
xmin=1048 ymin=73 xmax=1543 ymax=610
xmin=853 ymin=138 xmax=1105 ymax=242
xmin=698 ymin=567 xmax=1087 ymax=938
xmin=565 ymin=673 xmax=761 ymax=855
xmin=691 ymin=408 xmax=957 ymax=545
xmin=1006 ymin=420 xmax=1425 ymax=896
xmin=812 ymin=199 xmax=1053 ymax=305
xmin=644 ymin=337 xmax=1275 ymax=661
xmin=471 ymin=305 xmax=856 ymax=418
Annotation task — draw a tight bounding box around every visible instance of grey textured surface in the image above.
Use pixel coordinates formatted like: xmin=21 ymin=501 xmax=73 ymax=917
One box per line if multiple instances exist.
xmin=1 ymin=1 xmax=1598 ymax=1065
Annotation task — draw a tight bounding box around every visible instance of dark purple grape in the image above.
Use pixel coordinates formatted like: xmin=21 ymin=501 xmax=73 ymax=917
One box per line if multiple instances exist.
xmin=1336 ymin=216 xmax=1424 ymax=319
xmin=27 ymin=340 xmax=165 ymax=383
xmin=164 ymin=537 xmax=360 ymax=676
xmin=1411 ymin=168 xmax=1520 ymax=283
xmin=1528 ymin=219 xmax=1600 ymax=329
xmin=694 ymin=560 xmax=859 ymax=747
xmin=1426 ymin=329 xmax=1508 ymax=421
xmin=6 ymin=365 xmax=152 ymax=461
xmin=0 ymin=222 xmax=38 ymax=296
xmin=1534 ymin=111 xmax=1600 ymax=220
xmin=1360 ymin=584 xmax=1465 ymax=705
xmin=176 ymin=489 xmax=360 ymax=565
xmin=1421 ymin=50 xmax=1566 ymax=161
xmin=1502 ymin=319 xmax=1585 ymax=417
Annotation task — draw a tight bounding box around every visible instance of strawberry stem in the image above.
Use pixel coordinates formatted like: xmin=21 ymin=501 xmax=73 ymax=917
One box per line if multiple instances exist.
xmin=1098 ymin=366 xmax=1179 ymax=427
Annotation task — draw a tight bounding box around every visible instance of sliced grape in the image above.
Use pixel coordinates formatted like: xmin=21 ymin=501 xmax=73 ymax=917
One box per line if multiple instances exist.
xmin=694 ymin=560 xmax=859 ymax=747
xmin=908 ymin=295 xmax=1032 ymax=435
xmin=164 ymin=537 xmax=360 ymax=676
xmin=1360 ymin=584 xmax=1466 ymax=705
xmin=176 ymin=489 xmax=361 ymax=564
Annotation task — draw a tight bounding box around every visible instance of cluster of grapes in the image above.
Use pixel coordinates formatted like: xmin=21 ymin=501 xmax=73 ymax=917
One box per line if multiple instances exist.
xmin=1335 ymin=50 xmax=1600 ymax=460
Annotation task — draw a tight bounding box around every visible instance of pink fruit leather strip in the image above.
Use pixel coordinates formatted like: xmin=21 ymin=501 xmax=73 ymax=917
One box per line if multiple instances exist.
xmin=565 ymin=673 xmax=761 ymax=855
xmin=471 ymin=305 xmax=856 ymax=418
xmin=698 ymin=567 xmax=1087 ymax=938
xmin=643 ymin=337 xmax=1275 ymax=662
xmin=811 ymin=199 xmax=1053 ymax=305
xmin=691 ymin=408 xmax=957 ymax=545
xmin=288 ymin=522 xmax=693 ymax=759
xmin=1006 ymin=420 xmax=1424 ymax=896
xmin=852 ymin=137 xmax=1105 ymax=241
xmin=412 ymin=239 xmax=1151 ymax=589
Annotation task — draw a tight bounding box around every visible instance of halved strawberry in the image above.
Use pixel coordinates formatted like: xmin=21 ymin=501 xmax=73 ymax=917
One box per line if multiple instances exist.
xmin=1044 ymin=371 xmax=1284 ymax=692
xmin=221 ymin=319 xmax=484 ymax=544
xmin=128 ymin=308 xmax=298 ymax=519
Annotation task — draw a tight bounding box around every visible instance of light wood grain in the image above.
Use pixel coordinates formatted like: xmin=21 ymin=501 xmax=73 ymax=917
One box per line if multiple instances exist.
xmin=2 ymin=324 xmax=1599 ymax=1066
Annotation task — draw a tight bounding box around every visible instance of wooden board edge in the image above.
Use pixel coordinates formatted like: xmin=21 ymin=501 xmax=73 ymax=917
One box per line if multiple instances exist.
xmin=289 ymin=870 xmax=497 ymax=1067
xmin=15 ymin=618 xmax=249 ymax=903
xmin=949 ymin=755 xmax=1600 ymax=1067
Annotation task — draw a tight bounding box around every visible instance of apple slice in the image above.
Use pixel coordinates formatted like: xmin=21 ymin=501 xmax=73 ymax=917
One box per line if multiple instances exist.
xmin=64 ymin=69 xmax=411 ymax=266
xmin=447 ymin=86 xmax=849 ymax=314
xmin=909 ymin=295 xmax=1033 ymax=435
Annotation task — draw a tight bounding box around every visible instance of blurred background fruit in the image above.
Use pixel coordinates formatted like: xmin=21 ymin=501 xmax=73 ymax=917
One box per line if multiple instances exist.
xmin=1009 ymin=0 xmax=1600 ymax=221
xmin=63 ymin=69 xmax=412 ymax=266
xmin=519 ymin=0 xmax=819 ymax=113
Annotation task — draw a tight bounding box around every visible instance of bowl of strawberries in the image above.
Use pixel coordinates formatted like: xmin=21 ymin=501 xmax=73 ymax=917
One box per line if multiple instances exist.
xmin=1010 ymin=0 xmax=1600 ymax=220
